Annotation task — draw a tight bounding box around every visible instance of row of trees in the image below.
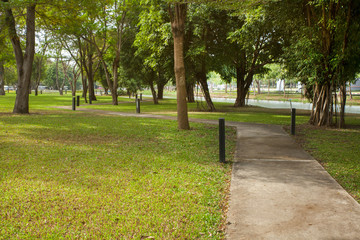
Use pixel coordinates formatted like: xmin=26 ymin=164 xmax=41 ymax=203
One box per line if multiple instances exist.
xmin=1 ymin=0 xmax=359 ymax=129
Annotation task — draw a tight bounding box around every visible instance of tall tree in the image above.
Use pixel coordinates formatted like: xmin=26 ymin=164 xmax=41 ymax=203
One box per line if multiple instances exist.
xmin=135 ymin=1 xmax=173 ymax=101
xmin=282 ymin=0 xmax=360 ymax=127
xmin=169 ymin=2 xmax=190 ymax=130
xmin=221 ymin=7 xmax=283 ymax=107
xmin=2 ymin=0 xmax=37 ymax=113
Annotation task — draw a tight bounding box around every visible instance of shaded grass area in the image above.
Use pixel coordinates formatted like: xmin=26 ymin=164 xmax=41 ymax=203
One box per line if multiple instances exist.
xmin=81 ymin=96 xmax=311 ymax=125
xmin=0 ymin=112 xmax=236 ymax=239
xmin=290 ymin=122 xmax=360 ymax=202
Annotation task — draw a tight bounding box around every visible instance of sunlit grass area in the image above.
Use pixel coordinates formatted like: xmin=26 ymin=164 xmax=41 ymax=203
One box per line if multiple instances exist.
xmin=1 ymin=92 xmax=360 ymax=239
xmin=0 ymin=112 xmax=236 ymax=239
xmin=291 ymin=122 xmax=360 ymax=202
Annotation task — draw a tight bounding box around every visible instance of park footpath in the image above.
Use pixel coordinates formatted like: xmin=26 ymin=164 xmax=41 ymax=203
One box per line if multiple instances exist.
xmin=57 ymin=106 xmax=360 ymax=239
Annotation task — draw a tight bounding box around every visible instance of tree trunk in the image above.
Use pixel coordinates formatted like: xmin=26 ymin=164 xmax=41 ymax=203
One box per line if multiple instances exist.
xmin=197 ymin=71 xmax=215 ymax=111
xmin=339 ymin=82 xmax=346 ymax=128
xmin=256 ymin=80 xmax=261 ymax=94
xmin=156 ymin=71 xmax=168 ymax=100
xmin=187 ymin=81 xmax=195 ymax=103
xmin=81 ymin=73 xmax=88 ymax=103
xmin=349 ymin=83 xmax=353 ymax=100
xmin=87 ymin=51 xmax=97 ymax=102
xmin=55 ymin=58 xmax=63 ymax=95
xmin=310 ymin=82 xmax=332 ymax=126
xmin=169 ymin=3 xmax=190 ymax=130
xmin=234 ymin=67 xmax=250 ymax=107
xmin=5 ymin=4 xmax=37 ymax=113
xmin=0 ymin=62 xmax=5 ymax=95
xmin=150 ymin=81 xmax=159 ymax=104
xmin=157 ymin=85 xmax=164 ymax=100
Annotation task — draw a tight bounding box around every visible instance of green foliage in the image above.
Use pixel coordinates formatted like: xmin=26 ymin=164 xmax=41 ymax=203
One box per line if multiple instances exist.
xmin=282 ymin=0 xmax=360 ymax=87
xmin=134 ymin=1 xmax=174 ymax=88
xmin=44 ymin=61 xmax=72 ymax=90
xmin=3 ymin=64 xmax=17 ymax=86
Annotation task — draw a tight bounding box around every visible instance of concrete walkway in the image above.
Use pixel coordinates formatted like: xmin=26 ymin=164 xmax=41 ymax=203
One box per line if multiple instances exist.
xmin=55 ymin=106 xmax=360 ymax=239
xmin=226 ymin=123 xmax=360 ymax=240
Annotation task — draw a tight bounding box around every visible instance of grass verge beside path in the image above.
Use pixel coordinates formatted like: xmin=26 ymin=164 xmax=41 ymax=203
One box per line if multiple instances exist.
xmin=0 ymin=112 xmax=236 ymax=239
xmin=288 ymin=123 xmax=360 ymax=202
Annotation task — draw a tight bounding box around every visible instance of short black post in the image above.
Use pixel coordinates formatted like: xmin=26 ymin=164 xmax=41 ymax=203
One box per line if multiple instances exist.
xmin=72 ymin=97 xmax=76 ymax=111
xmin=140 ymin=93 xmax=142 ymax=101
xmin=291 ymin=108 xmax=296 ymax=135
xmin=136 ymin=99 xmax=140 ymax=113
xmin=219 ymin=118 xmax=225 ymax=163
xmin=40 ymin=90 xmax=42 ymax=94
xmin=76 ymin=96 xmax=80 ymax=106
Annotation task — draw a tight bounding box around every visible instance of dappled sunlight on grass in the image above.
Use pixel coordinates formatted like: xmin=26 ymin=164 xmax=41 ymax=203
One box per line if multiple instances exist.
xmin=0 ymin=113 xmax=236 ymax=239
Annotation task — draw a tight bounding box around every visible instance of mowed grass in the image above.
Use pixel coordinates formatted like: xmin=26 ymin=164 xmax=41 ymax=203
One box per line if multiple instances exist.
xmin=293 ymin=122 xmax=360 ymax=202
xmin=79 ymin=95 xmax=310 ymax=125
xmin=0 ymin=94 xmax=236 ymax=239
xmin=1 ymin=92 xmax=360 ymax=239
xmin=0 ymin=112 xmax=236 ymax=239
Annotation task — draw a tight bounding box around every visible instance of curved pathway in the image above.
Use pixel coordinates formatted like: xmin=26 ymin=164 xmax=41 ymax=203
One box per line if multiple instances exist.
xmin=55 ymin=106 xmax=360 ymax=239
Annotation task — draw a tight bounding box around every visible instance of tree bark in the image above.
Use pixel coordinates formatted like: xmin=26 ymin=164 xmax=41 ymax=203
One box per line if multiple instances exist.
xmin=349 ymin=83 xmax=352 ymax=100
xmin=55 ymin=58 xmax=63 ymax=95
xmin=197 ymin=71 xmax=215 ymax=111
xmin=157 ymin=73 xmax=168 ymax=100
xmin=4 ymin=3 xmax=37 ymax=113
xmin=339 ymin=82 xmax=346 ymax=128
xmin=256 ymin=80 xmax=261 ymax=94
xmin=0 ymin=62 xmax=5 ymax=95
xmin=186 ymin=81 xmax=195 ymax=103
xmin=157 ymin=84 xmax=164 ymax=99
xmin=169 ymin=3 xmax=190 ymax=130
xmin=234 ymin=66 xmax=253 ymax=107
xmin=150 ymin=81 xmax=159 ymax=104
xmin=310 ymin=82 xmax=332 ymax=126
xmin=86 ymin=49 xmax=96 ymax=102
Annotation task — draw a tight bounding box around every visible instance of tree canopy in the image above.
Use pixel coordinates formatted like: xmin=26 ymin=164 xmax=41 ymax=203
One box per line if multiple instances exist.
xmin=0 ymin=0 xmax=359 ymax=127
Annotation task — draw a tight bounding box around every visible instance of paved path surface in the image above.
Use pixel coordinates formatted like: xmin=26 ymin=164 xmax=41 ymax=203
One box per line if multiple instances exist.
xmin=56 ymin=106 xmax=360 ymax=239
xmin=226 ymin=123 xmax=360 ymax=240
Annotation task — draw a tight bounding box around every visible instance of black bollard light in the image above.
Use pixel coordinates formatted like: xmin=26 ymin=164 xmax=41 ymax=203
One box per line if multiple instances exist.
xmin=136 ymin=99 xmax=140 ymax=113
xmin=72 ymin=97 xmax=76 ymax=111
xmin=77 ymin=96 xmax=80 ymax=106
xmin=219 ymin=118 xmax=226 ymax=163
xmin=140 ymin=93 xmax=142 ymax=101
xmin=291 ymin=108 xmax=296 ymax=135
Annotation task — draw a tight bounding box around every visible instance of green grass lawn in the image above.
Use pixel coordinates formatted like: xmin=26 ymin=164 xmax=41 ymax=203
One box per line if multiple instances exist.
xmin=291 ymin=123 xmax=360 ymax=202
xmin=77 ymin=95 xmax=310 ymax=125
xmin=0 ymin=111 xmax=236 ymax=239
xmin=1 ymin=93 xmax=360 ymax=239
